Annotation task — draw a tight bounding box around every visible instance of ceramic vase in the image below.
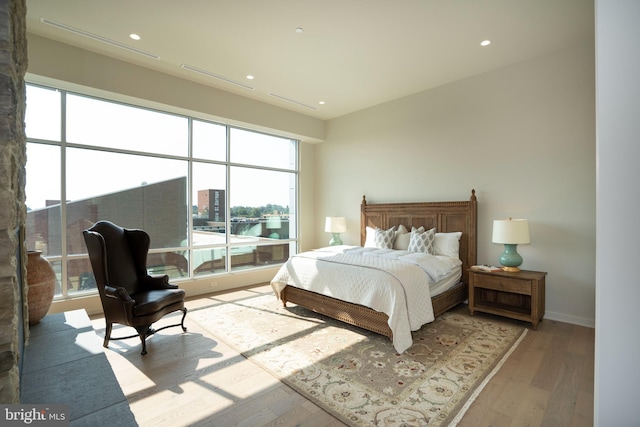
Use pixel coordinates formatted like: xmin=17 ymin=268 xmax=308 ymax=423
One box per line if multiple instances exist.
xmin=26 ymin=250 xmax=56 ymax=325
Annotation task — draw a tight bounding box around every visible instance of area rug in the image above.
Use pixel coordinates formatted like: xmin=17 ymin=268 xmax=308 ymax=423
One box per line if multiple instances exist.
xmin=189 ymin=293 xmax=526 ymax=426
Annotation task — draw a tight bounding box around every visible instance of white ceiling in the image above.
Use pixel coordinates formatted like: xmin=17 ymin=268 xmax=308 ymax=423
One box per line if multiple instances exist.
xmin=25 ymin=0 xmax=593 ymax=120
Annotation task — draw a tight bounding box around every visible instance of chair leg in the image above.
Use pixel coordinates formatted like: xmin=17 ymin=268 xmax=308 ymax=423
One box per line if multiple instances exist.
xmin=180 ymin=307 xmax=188 ymax=332
xmin=104 ymin=322 xmax=113 ymax=348
xmin=135 ymin=325 xmax=152 ymax=355
xmin=125 ymin=310 xmax=188 ymax=356
xmin=153 ymin=308 xmax=188 ymax=335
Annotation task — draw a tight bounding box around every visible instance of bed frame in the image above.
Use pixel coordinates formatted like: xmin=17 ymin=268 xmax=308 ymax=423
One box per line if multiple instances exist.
xmin=280 ymin=190 xmax=477 ymax=339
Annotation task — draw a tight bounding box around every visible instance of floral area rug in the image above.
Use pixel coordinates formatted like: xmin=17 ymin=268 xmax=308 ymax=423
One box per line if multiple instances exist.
xmin=189 ymin=293 xmax=526 ymax=427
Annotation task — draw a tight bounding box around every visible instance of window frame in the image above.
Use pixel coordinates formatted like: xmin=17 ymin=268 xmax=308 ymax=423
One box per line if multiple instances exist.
xmin=25 ymin=82 xmax=299 ymax=299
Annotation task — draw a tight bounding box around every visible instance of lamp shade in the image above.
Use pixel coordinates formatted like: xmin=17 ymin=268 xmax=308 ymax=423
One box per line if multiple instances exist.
xmin=492 ymin=219 xmax=530 ymax=244
xmin=325 ymin=217 xmax=346 ymax=233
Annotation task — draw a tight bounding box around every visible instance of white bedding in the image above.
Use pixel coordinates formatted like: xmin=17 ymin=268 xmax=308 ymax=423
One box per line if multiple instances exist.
xmin=270 ymin=245 xmax=462 ymax=353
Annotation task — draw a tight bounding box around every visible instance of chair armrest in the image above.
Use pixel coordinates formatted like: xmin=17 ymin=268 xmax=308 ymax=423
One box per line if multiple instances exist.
xmin=104 ymin=286 xmax=135 ymax=304
xmin=143 ymin=274 xmax=179 ymax=290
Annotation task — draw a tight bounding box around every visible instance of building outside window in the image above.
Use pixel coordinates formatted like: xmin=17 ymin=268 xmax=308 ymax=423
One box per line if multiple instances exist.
xmin=24 ymin=83 xmax=298 ymax=298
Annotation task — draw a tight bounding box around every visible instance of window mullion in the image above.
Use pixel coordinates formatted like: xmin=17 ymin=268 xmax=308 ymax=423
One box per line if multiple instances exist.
xmin=60 ymin=90 xmax=69 ymax=297
xmin=187 ymin=118 xmax=194 ymax=276
xmin=225 ymin=125 xmax=231 ymax=272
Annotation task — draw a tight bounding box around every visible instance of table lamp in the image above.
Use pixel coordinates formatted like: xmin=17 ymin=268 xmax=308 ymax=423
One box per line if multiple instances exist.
xmin=325 ymin=217 xmax=346 ymax=246
xmin=492 ymin=218 xmax=530 ymax=272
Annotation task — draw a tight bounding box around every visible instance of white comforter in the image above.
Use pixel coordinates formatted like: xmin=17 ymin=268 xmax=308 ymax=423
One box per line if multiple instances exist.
xmin=270 ymin=245 xmax=462 ymax=353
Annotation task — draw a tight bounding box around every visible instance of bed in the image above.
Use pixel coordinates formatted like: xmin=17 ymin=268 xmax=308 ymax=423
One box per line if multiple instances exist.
xmin=271 ymin=190 xmax=477 ymax=353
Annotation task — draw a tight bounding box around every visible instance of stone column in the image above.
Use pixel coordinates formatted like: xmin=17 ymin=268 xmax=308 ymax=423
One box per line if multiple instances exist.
xmin=0 ymin=0 xmax=27 ymax=404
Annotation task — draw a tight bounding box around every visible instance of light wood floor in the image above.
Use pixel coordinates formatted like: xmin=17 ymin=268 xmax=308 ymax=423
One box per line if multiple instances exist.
xmin=90 ymin=284 xmax=594 ymax=427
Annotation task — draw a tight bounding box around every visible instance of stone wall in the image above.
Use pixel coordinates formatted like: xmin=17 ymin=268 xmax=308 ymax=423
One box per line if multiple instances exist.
xmin=0 ymin=0 xmax=27 ymax=404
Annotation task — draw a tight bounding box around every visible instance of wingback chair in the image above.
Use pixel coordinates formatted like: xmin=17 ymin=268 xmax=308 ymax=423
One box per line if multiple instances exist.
xmin=83 ymin=220 xmax=187 ymax=355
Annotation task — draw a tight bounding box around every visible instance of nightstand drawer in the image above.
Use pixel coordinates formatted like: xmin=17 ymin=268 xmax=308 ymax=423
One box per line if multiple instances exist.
xmin=473 ymin=275 xmax=532 ymax=295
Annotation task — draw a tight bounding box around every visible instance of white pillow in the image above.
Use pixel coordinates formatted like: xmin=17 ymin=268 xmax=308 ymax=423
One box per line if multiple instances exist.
xmin=408 ymin=227 xmax=435 ymax=254
xmin=374 ymin=226 xmax=396 ymax=249
xmin=393 ymin=225 xmax=410 ymax=250
xmin=364 ymin=226 xmax=377 ymax=247
xmin=434 ymin=232 xmax=462 ymax=258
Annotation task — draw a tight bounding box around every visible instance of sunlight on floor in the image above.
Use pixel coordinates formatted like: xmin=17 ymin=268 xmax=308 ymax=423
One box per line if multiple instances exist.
xmin=91 ymin=292 xmax=290 ymax=426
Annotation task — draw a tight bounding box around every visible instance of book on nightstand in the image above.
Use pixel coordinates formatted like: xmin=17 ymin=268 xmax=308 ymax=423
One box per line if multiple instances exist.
xmin=470 ymin=265 xmax=503 ymax=272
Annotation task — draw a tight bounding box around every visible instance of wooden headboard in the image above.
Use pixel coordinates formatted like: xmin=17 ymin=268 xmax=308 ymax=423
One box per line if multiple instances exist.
xmin=360 ymin=189 xmax=477 ymax=285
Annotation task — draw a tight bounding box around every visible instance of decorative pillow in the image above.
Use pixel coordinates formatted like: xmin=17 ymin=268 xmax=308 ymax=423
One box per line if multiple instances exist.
xmin=374 ymin=226 xmax=396 ymax=249
xmin=408 ymin=227 xmax=435 ymax=254
xmin=364 ymin=226 xmax=377 ymax=247
xmin=393 ymin=225 xmax=410 ymax=250
xmin=434 ymin=232 xmax=463 ymax=258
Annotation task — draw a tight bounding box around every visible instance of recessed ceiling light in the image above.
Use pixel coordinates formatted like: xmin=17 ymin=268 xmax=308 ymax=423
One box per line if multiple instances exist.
xmin=295 ymin=27 xmax=304 ymax=34
xmin=480 ymin=40 xmax=491 ymax=47
xmin=129 ymin=33 xmax=141 ymax=41
xmin=246 ymin=75 xmax=254 ymax=80
xmin=318 ymin=101 xmax=325 ymax=105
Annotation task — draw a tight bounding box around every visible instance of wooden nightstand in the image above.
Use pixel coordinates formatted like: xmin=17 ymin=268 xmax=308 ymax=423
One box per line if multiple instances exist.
xmin=468 ymin=269 xmax=547 ymax=329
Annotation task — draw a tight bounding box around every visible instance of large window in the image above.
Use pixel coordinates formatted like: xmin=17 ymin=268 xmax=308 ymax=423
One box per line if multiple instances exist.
xmin=25 ymin=84 xmax=298 ymax=298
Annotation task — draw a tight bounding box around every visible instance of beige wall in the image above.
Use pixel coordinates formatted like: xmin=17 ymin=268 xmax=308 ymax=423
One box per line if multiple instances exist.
xmin=315 ymin=42 xmax=596 ymax=327
xmin=27 ymin=32 xmax=596 ymax=327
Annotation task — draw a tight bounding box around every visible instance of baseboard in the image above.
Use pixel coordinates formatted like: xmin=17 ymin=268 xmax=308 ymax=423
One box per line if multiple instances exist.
xmin=544 ymin=310 xmax=595 ymax=329
xmin=460 ymin=301 xmax=595 ymax=329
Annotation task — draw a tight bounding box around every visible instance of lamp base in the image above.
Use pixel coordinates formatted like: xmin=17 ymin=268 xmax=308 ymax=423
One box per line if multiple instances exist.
xmin=501 ymin=266 xmax=521 ymax=272
xmin=329 ymin=233 xmax=343 ymax=246
xmin=498 ymin=243 xmax=523 ymax=272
